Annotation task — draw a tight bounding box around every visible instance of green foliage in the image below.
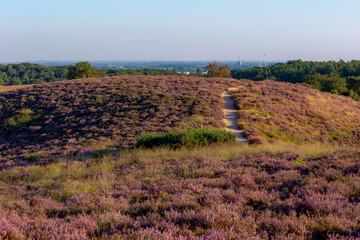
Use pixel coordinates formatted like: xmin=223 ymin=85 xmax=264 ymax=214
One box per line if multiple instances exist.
xmin=293 ymin=157 xmax=306 ymax=165
xmin=25 ymin=152 xmax=43 ymax=162
xmin=136 ymin=128 xmax=236 ymax=149
xmin=304 ymin=74 xmax=347 ymax=94
xmin=347 ymin=76 xmax=360 ymax=94
xmin=327 ymin=130 xmax=353 ymax=139
xmin=322 ymin=75 xmax=347 ymax=94
xmin=205 ymin=61 xmax=232 ymax=78
xmin=6 ymin=108 xmax=36 ymax=127
xmin=0 ymin=63 xmax=70 ymax=86
xmin=9 ymin=77 xmax=22 ymax=85
xmin=232 ymin=60 xmax=360 ymax=100
xmin=67 ymin=61 xmax=99 ymax=80
xmin=348 ymin=89 xmax=360 ymax=101
xmin=28 ymin=95 xmax=36 ymax=101
xmin=0 ymin=63 xmax=196 ymax=86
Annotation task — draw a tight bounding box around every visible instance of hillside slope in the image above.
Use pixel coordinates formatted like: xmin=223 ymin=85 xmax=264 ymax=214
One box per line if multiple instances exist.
xmin=233 ymin=80 xmax=360 ymax=144
xmin=0 ymin=76 xmax=239 ymax=167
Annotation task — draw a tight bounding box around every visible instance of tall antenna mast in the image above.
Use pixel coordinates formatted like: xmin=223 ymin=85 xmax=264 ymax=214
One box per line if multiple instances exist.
xmin=264 ymin=54 xmax=267 ymax=67
xmin=259 ymin=55 xmax=262 ymax=67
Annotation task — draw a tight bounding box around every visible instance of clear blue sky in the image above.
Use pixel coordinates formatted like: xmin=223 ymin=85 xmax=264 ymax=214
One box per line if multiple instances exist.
xmin=1 ymin=0 xmax=359 ymax=62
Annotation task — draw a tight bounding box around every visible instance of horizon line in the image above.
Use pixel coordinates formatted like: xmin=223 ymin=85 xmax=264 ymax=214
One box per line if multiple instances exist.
xmin=2 ymin=58 xmax=357 ymax=65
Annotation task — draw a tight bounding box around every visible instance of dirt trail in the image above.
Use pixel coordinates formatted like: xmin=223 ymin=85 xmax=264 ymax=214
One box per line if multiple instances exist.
xmin=222 ymin=86 xmax=248 ymax=144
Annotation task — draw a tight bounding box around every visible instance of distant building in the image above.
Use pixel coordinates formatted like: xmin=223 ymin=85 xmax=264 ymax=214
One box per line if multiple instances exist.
xmin=237 ymin=61 xmax=242 ymax=69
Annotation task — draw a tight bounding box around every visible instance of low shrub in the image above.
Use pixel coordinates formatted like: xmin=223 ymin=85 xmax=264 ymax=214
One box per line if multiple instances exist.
xmin=5 ymin=108 xmax=35 ymax=127
xmin=136 ymin=128 xmax=236 ymax=149
xmin=25 ymin=152 xmax=43 ymax=162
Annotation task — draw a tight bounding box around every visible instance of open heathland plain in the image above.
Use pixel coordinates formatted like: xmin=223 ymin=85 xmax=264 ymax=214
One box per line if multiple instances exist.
xmin=233 ymin=80 xmax=360 ymax=145
xmin=0 ymin=76 xmax=239 ymax=167
xmin=1 ymin=77 xmax=360 ymax=239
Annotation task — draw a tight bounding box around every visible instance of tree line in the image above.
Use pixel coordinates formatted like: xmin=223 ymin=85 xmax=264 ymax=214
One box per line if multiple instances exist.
xmin=231 ymin=59 xmax=360 ymax=100
xmin=0 ymin=62 xmax=190 ymax=86
xmin=2 ymin=60 xmax=360 ymax=101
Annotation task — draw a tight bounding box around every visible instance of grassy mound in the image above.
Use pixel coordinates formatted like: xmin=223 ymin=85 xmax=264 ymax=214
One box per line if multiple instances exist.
xmin=0 ymin=76 xmax=239 ymax=167
xmin=136 ymin=128 xmax=236 ymax=149
xmin=233 ymin=80 xmax=360 ymax=144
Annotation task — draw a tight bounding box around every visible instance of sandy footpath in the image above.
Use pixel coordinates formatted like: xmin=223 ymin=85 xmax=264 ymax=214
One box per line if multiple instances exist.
xmin=222 ymin=86 xmax=248 ymax=143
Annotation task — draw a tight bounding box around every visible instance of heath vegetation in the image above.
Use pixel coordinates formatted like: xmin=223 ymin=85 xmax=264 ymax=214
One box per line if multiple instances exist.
xmin=233 ymin=80 xmax=360 ymax=145
xmin=0 ymin=76 xmax=239 ymax=167
xmin=0 ymin=74 xmax=360 ymax=239
xmin=0 ymin=144 xmax=359 ymax=239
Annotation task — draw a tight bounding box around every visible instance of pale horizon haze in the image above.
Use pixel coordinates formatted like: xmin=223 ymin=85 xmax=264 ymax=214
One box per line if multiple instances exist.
xmin=1 ymin=0 xmax=360 ymax=63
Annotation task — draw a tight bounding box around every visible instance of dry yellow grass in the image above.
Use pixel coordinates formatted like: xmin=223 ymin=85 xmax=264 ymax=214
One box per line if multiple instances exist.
xmin=0 ymin=85 xmax=34 ymax=92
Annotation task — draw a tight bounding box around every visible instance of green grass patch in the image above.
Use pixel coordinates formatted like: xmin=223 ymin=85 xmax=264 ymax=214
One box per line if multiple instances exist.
xmin=25 ymin=152 xmax=43 ymax=162
xmin=136 ymin=128 xmax=236 ymax=149
xmin=327 ymin=130 xmax=353 ymax=139
xmin=6 ymin=108 xmax=36 ymax=127
xmin=293 ymin=157 xmax=306 ymax=165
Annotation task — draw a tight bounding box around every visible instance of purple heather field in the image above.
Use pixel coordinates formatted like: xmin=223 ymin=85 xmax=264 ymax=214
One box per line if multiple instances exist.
xmin=0 ymin=76 xmax=359 ymax=239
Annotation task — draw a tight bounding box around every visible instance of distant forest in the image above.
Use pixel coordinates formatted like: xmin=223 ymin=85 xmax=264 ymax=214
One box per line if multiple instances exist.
xmin=1 ymin=60 xmax=360 ymax=101
xmin=232 ymin=60 xmax=360 ymax=101
xmin=0 ymin=63 xmax=184 ymax=86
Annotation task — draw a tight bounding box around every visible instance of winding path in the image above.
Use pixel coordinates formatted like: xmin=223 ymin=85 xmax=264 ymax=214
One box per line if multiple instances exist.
xmin=222 ymin=86 xmax=248 ymax=144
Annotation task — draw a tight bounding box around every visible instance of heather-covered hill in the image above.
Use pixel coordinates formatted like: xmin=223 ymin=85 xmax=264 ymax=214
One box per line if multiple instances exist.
xmin=233 ymin=80 xmax=360 ymax=144
xmin=0 ymin=76 xmax=239 ymax=167
xmin=2 ymin=77 xmax=360 ymax=239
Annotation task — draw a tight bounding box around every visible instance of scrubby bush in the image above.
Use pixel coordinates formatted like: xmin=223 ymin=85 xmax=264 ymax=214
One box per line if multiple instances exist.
xmin=136 ymin=128 xmax=236 ymax=149
xmin=5 ymin=108 xmax=35 ymax=127
xmin=67 ymin=62 xmax=99 ymax=80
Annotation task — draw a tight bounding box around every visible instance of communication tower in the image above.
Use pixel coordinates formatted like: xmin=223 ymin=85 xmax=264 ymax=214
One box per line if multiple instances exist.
xmin=264 ymin=54 xmax=267 ymax=67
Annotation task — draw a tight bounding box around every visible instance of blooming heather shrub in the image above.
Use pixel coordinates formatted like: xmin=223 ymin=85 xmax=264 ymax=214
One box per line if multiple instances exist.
xmin=0 ymin=218 xmax=26 ymax=239
xmin=74 ymin=216 xmax=98 ymax=237
xmin=0 ymin=76 xmax=240 ymax=167
xmin=233 ymin=80 xmax=360 ymax=145
xmin=136 ymin=128 xmax=236 ymax=149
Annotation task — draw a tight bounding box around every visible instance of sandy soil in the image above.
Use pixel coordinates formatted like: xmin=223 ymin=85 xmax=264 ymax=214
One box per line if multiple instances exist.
xmin=222 ymin=86 xmax=248 ymax=143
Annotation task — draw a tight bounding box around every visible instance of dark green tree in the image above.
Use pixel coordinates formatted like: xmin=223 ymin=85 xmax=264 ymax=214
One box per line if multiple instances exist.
xmin=67 ymin=62 xmax=99 ymax=80
xmin=304 ymin=73 xmax=325 ymax=90
xmin=9 ymin=77 xmax=22 ymax=85
xmin=205 ymin=62 xmax=231 ymax=78
xmin=0 ymin=72 xmax=7 ymax=86
xmin=348 ymin=76 xmax=360 ymax=94
xmin=321 ymin=75 xmax=347 ymax=94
